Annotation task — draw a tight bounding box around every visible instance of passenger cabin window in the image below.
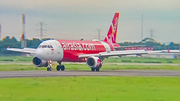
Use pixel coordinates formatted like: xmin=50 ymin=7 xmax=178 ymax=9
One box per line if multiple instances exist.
xmin=38 ymin=45 xmax=53 ymax=48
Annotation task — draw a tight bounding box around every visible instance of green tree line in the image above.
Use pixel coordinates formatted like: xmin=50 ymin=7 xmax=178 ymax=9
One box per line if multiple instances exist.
xmin=119 ymin=41 xmax=179 ymax=50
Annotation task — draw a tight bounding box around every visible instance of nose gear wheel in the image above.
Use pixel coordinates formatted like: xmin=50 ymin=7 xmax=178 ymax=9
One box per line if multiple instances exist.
xmin=47 ymin=67 xmax=52 ymax=71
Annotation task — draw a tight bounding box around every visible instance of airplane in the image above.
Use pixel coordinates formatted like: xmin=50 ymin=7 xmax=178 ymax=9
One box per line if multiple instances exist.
xmin=7 ymin=12 xmax=159 ymax=71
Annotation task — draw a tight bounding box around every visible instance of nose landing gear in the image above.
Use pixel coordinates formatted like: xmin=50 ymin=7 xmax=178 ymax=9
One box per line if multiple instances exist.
xmin=47 ymin=60 xmax=53 ymax=71
xmin=47 ymin=67 xmax=52 ymax=71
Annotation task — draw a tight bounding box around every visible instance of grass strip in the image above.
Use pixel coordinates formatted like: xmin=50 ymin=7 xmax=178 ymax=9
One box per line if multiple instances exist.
xmin=0 ymin=76 xmax=180 ymax=101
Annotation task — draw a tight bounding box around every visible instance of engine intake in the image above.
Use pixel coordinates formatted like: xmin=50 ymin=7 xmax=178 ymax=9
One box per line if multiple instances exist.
xmin=86 ymin=56 xmax=102 ymax=68
xmin=33 ymin=57 xmax=48 ymax=67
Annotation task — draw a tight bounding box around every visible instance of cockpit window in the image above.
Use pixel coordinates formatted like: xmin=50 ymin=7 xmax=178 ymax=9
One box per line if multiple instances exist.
xmin=42 ymin=45 xmax=47 ymax=48
xmin=38 ymin=45 xmax=53 ymax=48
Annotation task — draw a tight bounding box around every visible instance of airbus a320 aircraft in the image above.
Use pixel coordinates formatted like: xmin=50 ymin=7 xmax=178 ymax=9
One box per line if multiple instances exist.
xmin=7 ymin=12 xmax=157 ymax=71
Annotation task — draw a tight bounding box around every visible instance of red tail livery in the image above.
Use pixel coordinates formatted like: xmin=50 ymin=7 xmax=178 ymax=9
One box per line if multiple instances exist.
xmin=104 ymin=12 xmax=119 ymax=43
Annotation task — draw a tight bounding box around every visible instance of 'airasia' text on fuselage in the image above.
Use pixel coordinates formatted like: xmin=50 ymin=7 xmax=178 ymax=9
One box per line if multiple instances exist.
xmin=61 ymin=42 xmax=96 ymax=51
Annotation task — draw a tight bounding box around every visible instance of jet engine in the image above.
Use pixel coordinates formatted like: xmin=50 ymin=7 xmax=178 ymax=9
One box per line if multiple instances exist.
xmin=33 ymin=57 xmax=48 ymax=67
xmin=86 ymin=56 xmax=102 ymax=68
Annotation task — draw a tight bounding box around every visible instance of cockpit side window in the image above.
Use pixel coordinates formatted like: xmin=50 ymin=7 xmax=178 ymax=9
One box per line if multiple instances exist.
xmin=42 ymin=45 xmax=47 ymax=48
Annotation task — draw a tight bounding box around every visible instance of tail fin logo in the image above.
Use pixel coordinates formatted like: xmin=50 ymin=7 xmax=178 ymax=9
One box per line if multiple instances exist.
xmin=112 ymin=17 xmax=118 ymax=42
xmin=104 ymin=12 xmax=119 ymax=43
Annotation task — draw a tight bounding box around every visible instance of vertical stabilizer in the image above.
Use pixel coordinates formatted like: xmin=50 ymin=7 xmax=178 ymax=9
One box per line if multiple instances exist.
xmin=104 ymin=12 xmax=119 ymax=43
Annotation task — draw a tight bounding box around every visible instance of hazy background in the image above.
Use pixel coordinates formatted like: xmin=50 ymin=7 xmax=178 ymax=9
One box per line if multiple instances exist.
xmin=0 ymin=0 xmax=180 ymax=43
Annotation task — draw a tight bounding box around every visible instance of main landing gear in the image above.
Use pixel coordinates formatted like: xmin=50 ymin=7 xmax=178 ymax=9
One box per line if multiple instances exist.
xmin=56 ymin=61 xmax=65 ymax=71
xmin=91 ymin=68 xmax=100 ymax=72
xmin=91 ymin=63 xmax=102 ymax=72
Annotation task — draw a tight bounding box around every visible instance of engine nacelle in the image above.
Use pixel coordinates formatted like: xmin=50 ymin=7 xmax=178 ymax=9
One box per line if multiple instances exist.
xmin=86 ymin=56 xmax=102 ymax=68
xmin=33 ymin=57 xmax=48 ymax=67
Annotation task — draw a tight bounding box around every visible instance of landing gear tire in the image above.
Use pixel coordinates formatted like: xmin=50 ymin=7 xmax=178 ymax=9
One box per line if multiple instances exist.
xmin=91 ymin=68 xmax=95 ymax=71
xmin=61 ymin=65 xmax=65 ymax=71
xmin=57 ymin=65 xmax=61 ymax=71
xmin=47 ymin=67 xmax=52 ymax=71
xmin=56 ymin=65 xmax=65 ymax=71
xmin=95 ymin=68 xmax=100 ymax=72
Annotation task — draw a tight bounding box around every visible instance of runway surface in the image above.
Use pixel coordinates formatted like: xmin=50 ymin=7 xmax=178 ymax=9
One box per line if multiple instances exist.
xmin=1 ymin=62 xmax=180 ymax=66
xmin=0 ymin=70 xmax=180 ymax=78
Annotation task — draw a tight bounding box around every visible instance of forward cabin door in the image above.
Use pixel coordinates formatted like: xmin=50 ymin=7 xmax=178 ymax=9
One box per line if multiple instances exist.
xmin=49 ymin=40 xmax=64 ymax=61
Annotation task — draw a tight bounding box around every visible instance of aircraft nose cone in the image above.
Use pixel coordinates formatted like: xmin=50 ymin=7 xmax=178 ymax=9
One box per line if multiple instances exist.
xmin=36 ymin=49 xmax=45 ymax=59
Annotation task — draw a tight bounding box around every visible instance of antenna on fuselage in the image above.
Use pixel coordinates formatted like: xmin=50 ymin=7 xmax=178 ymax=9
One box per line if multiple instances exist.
xmin=80 ymin=38 xmax=84 ymax=41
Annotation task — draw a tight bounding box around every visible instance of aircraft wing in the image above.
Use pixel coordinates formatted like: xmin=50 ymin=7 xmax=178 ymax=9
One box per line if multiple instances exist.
xmin=78 ymin=50 xmax=162 ymax=58
xmin=161 ymin=50 xmax=180 ymax=53
xmin=6 ymin=48 xmax=37 ymax=53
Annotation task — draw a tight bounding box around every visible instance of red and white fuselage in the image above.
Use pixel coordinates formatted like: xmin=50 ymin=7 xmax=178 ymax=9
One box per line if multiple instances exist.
xmin=36 ymin=39 xmax=118 ymax=62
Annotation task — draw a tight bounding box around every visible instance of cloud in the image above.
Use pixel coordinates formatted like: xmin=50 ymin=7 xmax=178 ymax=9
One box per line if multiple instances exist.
xmin=0 ymin=0 xmax=180 ymax=12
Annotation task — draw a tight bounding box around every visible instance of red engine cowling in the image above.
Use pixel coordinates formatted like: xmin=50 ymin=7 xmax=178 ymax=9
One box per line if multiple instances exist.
xmin=33 ymin=57 xmax=48 ymax=67
xmin=86 ymin=56 xmax=102 ymax=68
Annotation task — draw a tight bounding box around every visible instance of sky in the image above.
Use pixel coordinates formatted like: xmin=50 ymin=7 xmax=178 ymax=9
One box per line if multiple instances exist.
xmin=0 ymin=0 xmax=180 ymax=44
